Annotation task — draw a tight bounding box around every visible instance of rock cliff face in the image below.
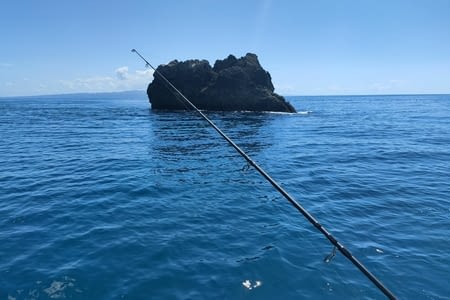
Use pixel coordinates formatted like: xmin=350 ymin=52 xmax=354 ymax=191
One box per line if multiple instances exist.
xmin=147 ymin=53 xmax=296 ymax=112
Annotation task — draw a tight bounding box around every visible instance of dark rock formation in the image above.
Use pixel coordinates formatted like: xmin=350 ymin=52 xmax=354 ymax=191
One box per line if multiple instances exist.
xmin=147 ymin=53 xmax=296 ymax=113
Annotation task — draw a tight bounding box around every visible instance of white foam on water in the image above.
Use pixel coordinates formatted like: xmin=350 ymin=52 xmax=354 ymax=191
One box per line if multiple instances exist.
xmin=242 ymin=279 xmax=262 ymax=290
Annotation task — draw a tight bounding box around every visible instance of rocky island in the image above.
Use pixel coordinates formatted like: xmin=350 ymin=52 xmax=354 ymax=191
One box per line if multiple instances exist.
xmin=147 ymin=53 xmax=296 ymax=113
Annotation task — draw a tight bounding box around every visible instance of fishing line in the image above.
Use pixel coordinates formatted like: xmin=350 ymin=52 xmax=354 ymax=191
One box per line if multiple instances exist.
xmin=131 ymin=49 xmax=397 ymax=300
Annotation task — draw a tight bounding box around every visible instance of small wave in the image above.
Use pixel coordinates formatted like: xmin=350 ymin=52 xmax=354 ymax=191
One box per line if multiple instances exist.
xmin=264 ymin=110 xmax=312 ymax=115
xmin=263 ymin=110 xmax=298 ymax=115
xmin=208 ymin=109 xmax=298 ymax=115
xmin=44 ymin=277 xmax=76 ymax=298
xmin=297 ymin=110 xmax=313 ymax=115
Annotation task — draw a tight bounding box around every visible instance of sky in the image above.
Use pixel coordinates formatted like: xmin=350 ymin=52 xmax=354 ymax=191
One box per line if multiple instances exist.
xmin=1 ymin=0 xmax=449 ymax=97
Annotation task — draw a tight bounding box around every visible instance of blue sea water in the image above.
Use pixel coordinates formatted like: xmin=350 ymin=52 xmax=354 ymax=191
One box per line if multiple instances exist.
xmin=0 ymin=92 xmax=449 ymax=299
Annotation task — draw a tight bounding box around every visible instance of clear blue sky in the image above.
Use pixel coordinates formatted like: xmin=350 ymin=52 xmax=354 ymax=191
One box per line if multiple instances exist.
xmin=1 ymin=0 xmax=449 ymax=96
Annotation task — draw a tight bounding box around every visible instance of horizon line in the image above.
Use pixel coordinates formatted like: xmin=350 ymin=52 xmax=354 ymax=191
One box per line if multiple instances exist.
xmin=1 ymin=89 xmax=449 ymax=99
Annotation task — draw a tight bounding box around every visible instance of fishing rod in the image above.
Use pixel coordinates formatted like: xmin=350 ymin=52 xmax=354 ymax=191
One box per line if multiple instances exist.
xmin=131 ymin=49 xmax=397 ymax=300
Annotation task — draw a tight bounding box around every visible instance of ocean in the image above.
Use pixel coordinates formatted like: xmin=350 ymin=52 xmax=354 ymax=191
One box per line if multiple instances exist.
xmin=0 ymin=92 xmax=449 ymax=299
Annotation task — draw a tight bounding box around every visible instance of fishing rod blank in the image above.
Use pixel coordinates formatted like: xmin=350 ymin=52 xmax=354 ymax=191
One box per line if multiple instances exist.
xmin=131 ymin=49 xmax=397 ymax=300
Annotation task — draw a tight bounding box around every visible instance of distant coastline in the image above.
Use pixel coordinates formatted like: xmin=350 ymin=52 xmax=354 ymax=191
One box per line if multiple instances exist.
xmin=0 ymin=90 xmax=147 ymax=100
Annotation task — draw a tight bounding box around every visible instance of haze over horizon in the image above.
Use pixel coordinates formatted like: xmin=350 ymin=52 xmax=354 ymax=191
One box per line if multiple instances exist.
xmin=1 ymin=0 xmax=449 ymax=97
